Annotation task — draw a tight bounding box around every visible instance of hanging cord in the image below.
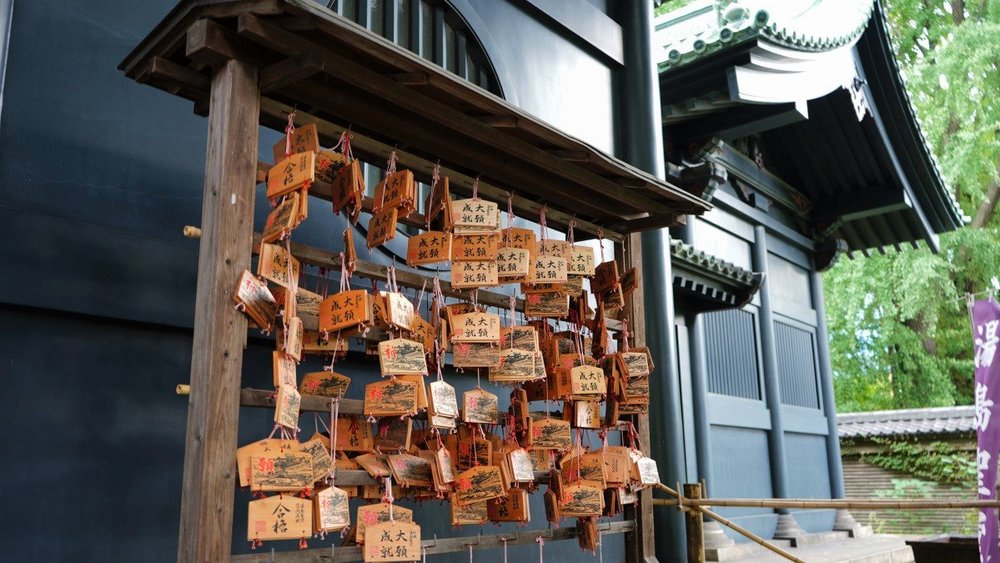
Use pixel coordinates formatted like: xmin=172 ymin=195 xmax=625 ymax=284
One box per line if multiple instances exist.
xmin=621 ymin=319 xmax=630 ymax=353
xmin=506 ymin=191 xmax=515 ymax=240
xmin=539 ymin=206 xmax=548 ymax=242
xmin=328 ymin=396 xmax=340 ymax=483
xmin=568 ymin=219 xmax=576 ymax=245
xmin=472 ymin=176 xmax=480 ymax=200
xmin=284 ymin=112 xmax=296 ymax=158
xmin=426 ymin=162 xmax=441 ymax=231
xmin=332 ymin=129 xmax=354 ymax=162
xmin=383 ymin=475 xmax=395 ymax=521
xmin=597 ymin=229 xmax=605 ymax=262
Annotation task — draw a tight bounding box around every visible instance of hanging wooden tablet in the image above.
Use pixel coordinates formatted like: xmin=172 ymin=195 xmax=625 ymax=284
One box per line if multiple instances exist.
xmin=450 ymin=312 xmax=500 ymax=343
xmin=510 ymin=388 xmax=530 ymax=432
xmin=396 ymin=374 xmax=428 ymax=411
xmin=487 ymin=487 xmax=530 ymax=523
xmin=300 ymin=328 xmax=350 ymax=355
xmin=409 ymin=314 xmax=435 ymax=355
xmin=300 ymin=438 xmax=332 ymax=483
xmin=364 ymin=379 xmax=418 ymax=417
xmin=462 ymin=388 xmax=499 ymax=424
xmin=563 ymin=275 xmax=586 ymax=297
xmin=560 ymin=480 xmax=604 ymax=517
xmin=428 ymin=380 xmax=458 ymax=418
xmin=268 ymin=151 xmax=316 ymax=199
xmin=508 ymin=448 xmax=535 ymax=483
xmin=271 ymin=123 xmax=319 ymax=163
xmin=406 ymin=231 xmax=452 ymax=266
xmin=623 ymin=348 xmax=654 ymax=377
xmin=373 ymin=170 xmax=415 ymax=214
xmin=529 ymin=257 xmax=568 ymax=284
xmin=257 ymin=243 xmax=301 ymax=289
xmin=489 ymin=348 xmax=537 ymax=382
xmin=383 ymin=292 xmax=414 ymax=331
xmin=336 ymin=415 xmax=374 ymax=452
xmin=451 ymin=198 xmax=500 ymax=231
xmin=577 ymin=516 xmax=599 ymax=553
xmin=433 ymin=446 xmax=456 ymax=484
xmin=569 ymin=245 xmax=596 ymax=276
xmin=570 ymin=365 xmax=606 ymax=396
xmin=297 ymin=185 xmax=309 ymax=223
xmin=355 ymin=503 xmax=413 ymax=544
xmin=315 ymin=149 xmax=349 ymax=184
xmin=299 ymin=370 xmax=350 ymax=398
xmin=501 ymin=325 xmax=539 ymax=351
xmin=456 ymin=435 xmax=492 ymax=470
xmin=455 ymin=465 xmax=505 ymax=505
xmin=314 ymin=486 xmax=350 ymax=533
xmin=451 ymin=497 xmax=488 ymax=526
xmin=453 ymin=343 xmax=500 ymax=369
xmin=591 ymin=260 xmax=619 ymax=295
xmin=262 ymin=192 xmax=301 ymax=244
xmin=285 ymin=316 xmax=303 ymax=362
xmin=496 ymin=247 xmax=530 ymax=277
xmin=532 ymin=350 xmax=547 ymax=379
xmin=234 ymin=270 xmax=278 ymax=330
xmin=543 ymin=488 xmax=561 ymax=525
xmin=364 ymin=520 xmax=420 ymax=562
xmin=272 ymin=351 xmax=297 ymax=388
xmin=250 ymin=449 xmax=312 ymax=492
xmin=248 ymin=494 xmax=312 ymax=543
xmin=388 ymin=453 xmax=433 ymax=488
xmin=319 ymin=290 xmax=370 ymax=333
xmin=291 ymin=287 xmax=323 ymax=324
xmin=502 ymin=227 xmax=537 ymax=252
xmin=355 ymin=453 xmax=392 ymax=479
xmin=538 ymin=239 xmax=573 ymax=259
xmin=367 ymin=207 xmax=399 ymax=248
xmin=333 ymin=160 xmax=363 ymax=217
xmin=602 ymin=284 xmax=625 ymax=310
xmin=634 ymin=456 xmax=660 ymax=487
xmin=274 ymin=384 xmax=301 ymax=429
xmin=237 ymin=439 xmax=293 ymax=488
xmin=528 ymin=417 xmax=571 ymax=450
xmin=451 ymin=233 xmax=500 ymax=261
xmin=452 ymin=260 xmax=498 ymax=288
xmin=574 ymin=400 xmax=601 ymax=429
xmin=378 ymin=338 xmax=427 ymax=375
xmin=375 ymin=414 xmax=414 ymax=454
xmin=525 ymin=292 xmax=569 ymax=318
xmin=602 ymin=449 xmax=632 ymax=486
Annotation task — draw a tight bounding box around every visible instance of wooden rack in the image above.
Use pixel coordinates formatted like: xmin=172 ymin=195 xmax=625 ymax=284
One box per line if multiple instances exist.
xmin=120 ymin=1 xmax=710 ymax=561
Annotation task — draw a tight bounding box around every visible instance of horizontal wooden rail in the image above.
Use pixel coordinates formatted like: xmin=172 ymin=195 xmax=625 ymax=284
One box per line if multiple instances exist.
xmin=231 ymin=517 xmax=634 ymax=562
xmin=652 ymin=496 xmax=1000 ymax=510
xmin=656 ymin=483 xmax=804 ymax=563
xmin=184 ymin=225 xmax=624 ymax=331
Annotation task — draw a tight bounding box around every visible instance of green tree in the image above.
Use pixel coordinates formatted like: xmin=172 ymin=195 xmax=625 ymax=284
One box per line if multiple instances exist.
xmin=827 ymin=0 xmax=1000 ymax=412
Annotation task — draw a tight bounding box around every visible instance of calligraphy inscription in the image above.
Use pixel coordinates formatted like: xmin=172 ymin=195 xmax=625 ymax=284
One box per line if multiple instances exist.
xmin=248 ymin=495 xmax=312 ymax=542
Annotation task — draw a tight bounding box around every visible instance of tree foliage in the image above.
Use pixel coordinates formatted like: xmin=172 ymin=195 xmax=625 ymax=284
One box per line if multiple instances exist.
xmin=827 ymin=0 xmax=1000 ymax=412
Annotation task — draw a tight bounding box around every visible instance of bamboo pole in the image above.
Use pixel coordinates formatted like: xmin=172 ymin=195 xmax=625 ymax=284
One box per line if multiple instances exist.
xmin=656 ymin=483 xmax=805 ymax=563
xmin=651 ymin=497 xmax=1000 ymax=510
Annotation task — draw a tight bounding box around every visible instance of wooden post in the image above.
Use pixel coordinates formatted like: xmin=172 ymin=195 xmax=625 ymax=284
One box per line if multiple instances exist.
xmin=684 ymin=483 xmax=705 ymax=563
xmin=623 ymin=232 xmax=657 ymax=563
xmin=177 ymin=58 xmax=260 ymax=563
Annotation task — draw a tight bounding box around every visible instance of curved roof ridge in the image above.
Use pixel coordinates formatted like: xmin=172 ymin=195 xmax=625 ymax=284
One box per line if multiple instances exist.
xmin=658 ymin=0 xmax=877 ymax=70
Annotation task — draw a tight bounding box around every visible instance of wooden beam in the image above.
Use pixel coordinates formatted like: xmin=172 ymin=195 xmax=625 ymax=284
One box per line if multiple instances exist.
xmin=257 ymin=98 xmax=623 ymax=242
xmin=231 ymin=519 xmax=635 ymax=561
xmin=235 ymin=14 xmax=679 ymax=219
xmin=177 ymin=59 xmax=260 ymax=563
xmin=622 ymin=232 xmax=656 ymax=563
xmin=388 ymin=71 xmax=430 ymax=86
xmin=185 ymin=18 xmax=271 ymax=68
xmin=259 ymin=52 xmax=324 ymax=93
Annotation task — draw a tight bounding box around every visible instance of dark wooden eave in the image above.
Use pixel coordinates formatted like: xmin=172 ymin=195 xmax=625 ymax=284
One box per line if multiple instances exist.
xmin=119 ymin=0 xmax=710 ymax=241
